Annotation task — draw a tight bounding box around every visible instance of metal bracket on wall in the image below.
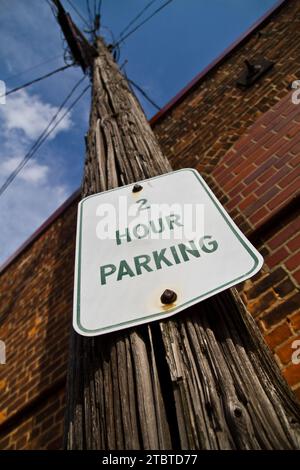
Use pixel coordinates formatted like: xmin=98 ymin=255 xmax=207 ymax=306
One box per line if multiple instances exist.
xmin=237 ymin=58 xmax=274 ymax=88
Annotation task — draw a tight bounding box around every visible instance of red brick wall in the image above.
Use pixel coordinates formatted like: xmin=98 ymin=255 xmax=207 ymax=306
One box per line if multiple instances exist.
xmin=212 ymin=93 xmax=300 ymax=231
xmin=0 ymin=389 xmax=65 ymax=450
xmin=207 ymin=91 xmax=300 ymax=398
xmin=0 ymin=201 xmax=78 ymax=449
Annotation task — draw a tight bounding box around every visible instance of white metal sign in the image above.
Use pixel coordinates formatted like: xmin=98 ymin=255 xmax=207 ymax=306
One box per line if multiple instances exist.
xmin=73 ymin=169 xmax=263 ymax=336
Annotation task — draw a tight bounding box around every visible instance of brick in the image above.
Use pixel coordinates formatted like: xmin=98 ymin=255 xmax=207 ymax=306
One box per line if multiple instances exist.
xmin=285 ymin=122 xmax=300 ymax=139
xmin=46 ymin=437 xmax=63 ymax=450
xmin=249 ymin=206 xmax=269 ymax=225
xmin=241 ymin=179 xmax=259 ymax=197
xmin=0 ymin=435 xmax=10 ymax=448
xmin=238 ymin=194 xmax=257 ymax=211
xmin=41 ymin=416 xmax=54 ymax=432
xmin=287 ymin=233 xmax=300 ymax=253
xmin=257 ymin=166 xmax=276 ymax=184
xmin=0 ymin=410 xmax=7 ymax=424
xmin=260 ymin=246 xmax=270 ymax=258
xmin=244 ymin=187 xmax=279 ymax=217
xmin=247 ymin=267 xmax=287 ymax=299
xmin=0 ymin=379 xmax=7 ymax=391
xmin=265 ymin=246 xmax=289 ymax=269
xmin=225 ymin=194 xmax=242 ymax=212
xmin=40 ymin=427 xmax=59 ymax=444
xmin=228 ymin=181 xmax=246 ymax=198
xmin=276 ymin=131 xmax=299 ymax=153
xmin=268 ymin=221 xmax=300 ymax=250
xmin=267 ymin=179 xmax=300 ymax=210
xmin=223 ymin=163 xmax=257 ymax=193
xmin=278 ymin=166 xmax=300 ymax=189
xmin=265 ymin=322 xmax=292 ymax=349
xmin=290 ymin=140 xmax=300 ymax=155
xmin=293 ymin=268 xmax=300 ymax=285
xmin=244 ymin=157 xmax=277 ymax=185
xmin=274 ymin=278 xmax=296 ymax=298
xmin=255 ymin=166 xmax=291 ymax=197
xmin=285 ymin=252 xmax=300 ymax=271
xmin=273 ymin=152 xmax=293 ymax=169
xmin=290 ymin=312 xmax=300 ymax=333
xmin=15 ymin=435 xmax=28 ymax=449
xmin=263 ymin=292 xmax=300 ymax=328
xmin=247 ymin=290 xmax=277 ymax=317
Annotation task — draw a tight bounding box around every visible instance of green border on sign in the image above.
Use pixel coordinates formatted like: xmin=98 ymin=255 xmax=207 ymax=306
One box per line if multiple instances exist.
xmin=75 ymin=169 xmax=260 ymax=334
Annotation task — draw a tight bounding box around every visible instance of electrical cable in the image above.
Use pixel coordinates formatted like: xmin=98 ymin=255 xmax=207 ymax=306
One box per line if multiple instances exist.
xmin=113 ymin=0 xmax=174 ymax=48
xmin=86 ymin=0 xmax=93 ymax=24
xmin=45 ymin=0 xmax=56 ymax=12
xmin=128 ymin=78 xmax=161 ymax=111
xmin=97 ymin=0 xmax=102 ymax=17
xmin=0 ymin=77 xmax=89 ymax=197
xmin=2 ymin=55 xmax=63 ymax=83
xmin=0 ymin=64 xmax=73 ymax=100
xmin=65 ymin=0 xmax=91 ymax=28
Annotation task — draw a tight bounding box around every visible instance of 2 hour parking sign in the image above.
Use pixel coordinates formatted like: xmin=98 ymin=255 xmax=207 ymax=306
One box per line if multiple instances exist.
xmin=73 ymin=169 xmax=263 ymax=336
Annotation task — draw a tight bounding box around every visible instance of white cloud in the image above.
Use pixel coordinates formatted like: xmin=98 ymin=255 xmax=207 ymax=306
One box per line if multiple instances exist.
xmin=0 ymin=89 xmax=73 ymax=189
xmin=0 ymin=1 xmax=89 ymax=267
xmin=0 ymin=88 xmax=73 ymax=265
xmin=0 ymin=89 xmax=72 ymax=140
xmin=20 ymin=162 xmax=49 ymax=184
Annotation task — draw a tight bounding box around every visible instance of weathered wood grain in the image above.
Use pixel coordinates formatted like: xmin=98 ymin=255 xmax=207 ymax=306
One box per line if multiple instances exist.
xmin=64 ymin=38 xmax=300 ymax=449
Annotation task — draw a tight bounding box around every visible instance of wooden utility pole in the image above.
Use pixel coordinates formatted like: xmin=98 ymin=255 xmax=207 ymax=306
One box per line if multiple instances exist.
xmin=52 ymin=2 xmax=300 ymax=450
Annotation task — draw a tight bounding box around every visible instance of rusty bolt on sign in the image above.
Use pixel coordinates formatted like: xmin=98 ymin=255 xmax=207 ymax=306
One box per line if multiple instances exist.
xmin=132 ymin=183 xmax=143 ymax=193
xmin=160 ymin=289 xmax=177 ymax=305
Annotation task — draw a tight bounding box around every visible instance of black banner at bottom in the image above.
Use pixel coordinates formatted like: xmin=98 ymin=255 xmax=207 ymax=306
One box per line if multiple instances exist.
xmin=0 ymin=450 xmax=297 ymax=465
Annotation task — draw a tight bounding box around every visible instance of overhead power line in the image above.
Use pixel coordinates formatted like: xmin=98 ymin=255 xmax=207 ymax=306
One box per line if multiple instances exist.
xmin=97 ymin=0 xmax=102 ymax=17
xmin=113 ymin=0 xmax=174 ymax=48
xmin=128 ymin=78 xmax=161 ymax=111
xmin=118 ymin=0 xmax=159 ymax=40
xmin=65 ymin=0 xmax=91 ymax=28
xmin=0 ymin=64 xmax=73 ymax=100
xmin=0 ymin=77 xmax=89 ymax=197
xmin=86 ymin=0 xmax=93 ymax=24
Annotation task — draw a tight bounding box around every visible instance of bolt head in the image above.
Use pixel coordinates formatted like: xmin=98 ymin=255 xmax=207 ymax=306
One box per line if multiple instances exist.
xmin=160 ymin=289 xmax=177 ymax=305
xmin=132 ymin=183 xmax=143 ymax=193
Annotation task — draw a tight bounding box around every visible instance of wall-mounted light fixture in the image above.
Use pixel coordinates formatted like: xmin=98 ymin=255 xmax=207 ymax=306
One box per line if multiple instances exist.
xmin=237 ymin=58 xmax=274 ymax=88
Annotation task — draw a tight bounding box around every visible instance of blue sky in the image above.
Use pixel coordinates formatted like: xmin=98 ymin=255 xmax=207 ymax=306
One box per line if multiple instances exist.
xmin=0 ymin=0 xmax=278 ymax=264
